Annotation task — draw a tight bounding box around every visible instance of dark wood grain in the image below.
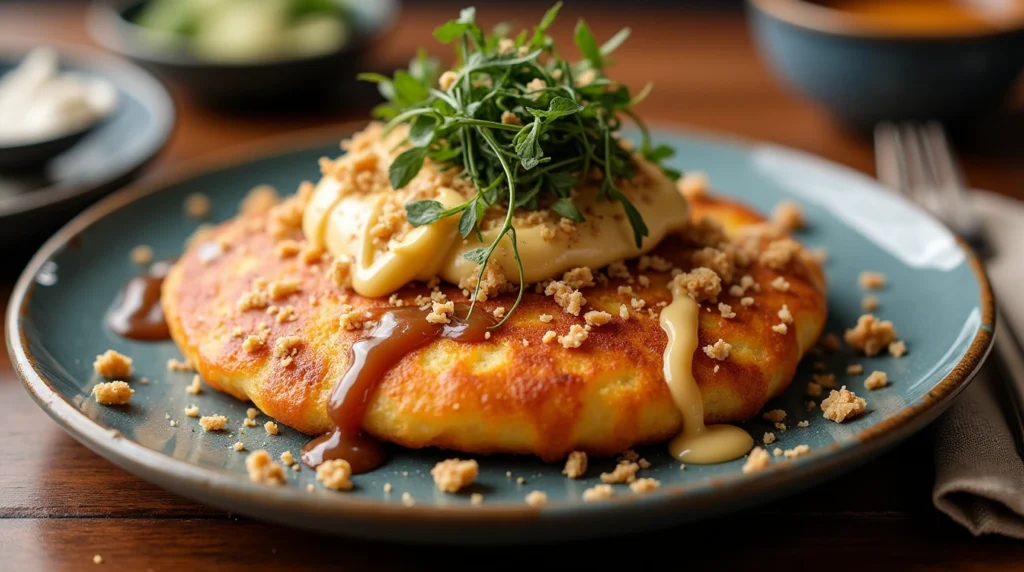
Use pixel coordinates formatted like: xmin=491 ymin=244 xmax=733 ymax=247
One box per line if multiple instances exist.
xmin=1 ymin=2 xmax=1023 ymax=569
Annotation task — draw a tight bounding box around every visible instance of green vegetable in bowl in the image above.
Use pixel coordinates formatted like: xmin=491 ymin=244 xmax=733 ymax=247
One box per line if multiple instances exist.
xmin=134 ymin=0 xmax=350 ymax=62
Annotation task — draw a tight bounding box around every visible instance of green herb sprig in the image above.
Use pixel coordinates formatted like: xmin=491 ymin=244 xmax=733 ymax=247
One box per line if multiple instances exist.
xmin=359 ymin=3 xmax=679 ymax=327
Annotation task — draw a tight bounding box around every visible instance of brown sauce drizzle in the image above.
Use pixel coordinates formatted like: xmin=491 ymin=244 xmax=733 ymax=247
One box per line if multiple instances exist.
xmin=302 ymin=304 xmax=493 ymax=474
xmin=106 ymin=260 xmax=173 ymax=341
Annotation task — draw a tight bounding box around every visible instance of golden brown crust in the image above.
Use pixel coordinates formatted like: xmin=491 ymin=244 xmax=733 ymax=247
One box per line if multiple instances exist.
xmin=162 ymin=194 xmax=827 ymax=461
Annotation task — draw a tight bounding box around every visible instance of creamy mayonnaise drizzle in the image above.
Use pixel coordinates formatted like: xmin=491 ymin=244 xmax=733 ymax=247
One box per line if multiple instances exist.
xmin=301 ymin=157 xmax=689 ymax=297
xmin=660 ymin=284 xmax=754 ymax=464
xmin=302 ymin=137 xmax=754 ymax=465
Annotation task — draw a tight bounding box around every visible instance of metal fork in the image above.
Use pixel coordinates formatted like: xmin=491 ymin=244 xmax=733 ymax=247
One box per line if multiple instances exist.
xmin=874 ymin=121 xmax=1024 ymax=454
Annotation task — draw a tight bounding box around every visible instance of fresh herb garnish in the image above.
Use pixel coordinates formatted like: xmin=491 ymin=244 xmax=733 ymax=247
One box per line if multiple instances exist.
xmin=360 ymin=3 xmax=678 ymax=327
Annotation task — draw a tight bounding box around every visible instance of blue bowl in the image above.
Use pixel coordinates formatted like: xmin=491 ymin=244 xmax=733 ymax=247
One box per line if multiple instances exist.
xmin=746 ymin=0 xmax=1024 ymax=128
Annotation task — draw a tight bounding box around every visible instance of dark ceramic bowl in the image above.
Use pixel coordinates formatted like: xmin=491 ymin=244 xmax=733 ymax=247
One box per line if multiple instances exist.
xmin=747 ymin=0 xmax=1024 ymax=128
xmin=86 ymin=0 xmax=398 ymax=108
xmin=0 ymin=120 xmax=102 ymax=173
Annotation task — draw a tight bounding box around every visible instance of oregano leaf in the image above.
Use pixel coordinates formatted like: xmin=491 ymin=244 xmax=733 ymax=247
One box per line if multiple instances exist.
xmin=389 ymin=146 xmax=428 ymax=189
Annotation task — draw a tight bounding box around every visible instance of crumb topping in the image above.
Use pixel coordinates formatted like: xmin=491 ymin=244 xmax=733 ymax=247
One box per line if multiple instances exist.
xmin=273 ymin=336 xmax=302 ymax=366
xmin=562 ymin=267 xmax=595 ymax=289
xmin=844 ymin=314 xmax=897 ymax=356
xmin=264 ymin=421 xmax=279 ymax=435
xmin=889 ymin=340 xmax=907 ymax=357
xmin=858 ymin=271 xmax=886 ymax=289
xmin=677 ymin=171 xmax=707 ymax=201
xmin=670 ymin=267 xmax=721 ymax=303
xmin=864 ymin=371 xmax=889 ymax=390
xmin=718 ymin=302 xmax=736 ymax=319
xmin=582 ymin=484 xmax=614 ymax=502
xmin=184 ymin=405 xmax=199 ymax=418
xmin=426 ymin=300 xmax=455 ymax=324
xmin=812 ymin=373 xmax=836 ymax=388
xmin=316 ymin=459 xmax=354 ymax=491
xmin=584 ymin=310 xmax=612 ymax=327
xmin=600 ymin=461 xmax=639 ymax=484
xmin=545 ymin=280 xmax=586 ymax=316
xmin=431 ymin=459 xmax=479 ymax=493
xmin=275 ymin=239 xmax=301 ymax=259
xmin=525 ymin=490 xmax=548 ymax=506
xmin=557 ymin=324 xmax=590 ymax=349
xmin=630 ymin=478 xmax=661 ymax=494
xmin=771 ymin=200 xmax=804 ymax=231
xmin=778 ymin=304 xmax=794 ymax=324
xmin=771 ymin=276 xmax=790 ymax=292
xmin=691 ymin=246 xmax=735 ymax=283
xmin=184 ymin=193 xmax=211 ymax=219
xmin=821 ymin=386 xmax=867 ymax=422
xmin=759 ymin=238 xmax=801 ymax=269
xmin=93 ymin=350 xmax=132 ymax=379
xmin=562 ymin=451 xmax=588 ymax=480
xmin=763 ymin=432 xmax=776 ymax=445
xmin=742 ymin=447 xmax=770 ymax=473
xmin=703 ymin=338 xmax=732 ymax=361
xmin=199 ymin=415 xmax=227 ymax=432
xmin=763 ymin=409 xmax=787 ymax=423
xmin=130 ymin=244 xmax=153 ymax=265
xmin=862 ymin=295 xmax=879 ymax=311
xmin=783 ymin=445 xmax=810 ymax=458
xmin=246 ymin=450 xmax=286 ymax=485
xmin=92 ymin=381 xmax=133 ymax=405
xmin=186 ymin=375 xmax=202 ymax=395
xmin=846 ymin=364 xmax=864 ymax=375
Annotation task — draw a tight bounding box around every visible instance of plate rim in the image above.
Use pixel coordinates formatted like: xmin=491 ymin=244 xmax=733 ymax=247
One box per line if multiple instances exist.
xmin=0 ymin=37 xmax=175 ymax=218
xmin=5 ymin=119 xmax=997 ymax=533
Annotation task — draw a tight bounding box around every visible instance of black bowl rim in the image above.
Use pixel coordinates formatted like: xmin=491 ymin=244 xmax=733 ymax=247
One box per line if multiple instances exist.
xmin=85 ymin=0 xmax=399 ymax=69
xmin=747 ymin=0 xmax=1024 ymax=40
xmin=0 ymin=39 xmax=174 ymax=217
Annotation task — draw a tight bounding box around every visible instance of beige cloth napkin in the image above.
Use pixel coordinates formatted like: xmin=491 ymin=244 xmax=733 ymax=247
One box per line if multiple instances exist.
xmin=932 ymin=191 xmax=1024 ymax=539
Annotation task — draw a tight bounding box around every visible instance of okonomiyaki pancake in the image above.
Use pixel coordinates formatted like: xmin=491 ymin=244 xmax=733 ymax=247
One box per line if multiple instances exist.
xmin=162 ymin=189 xmax=827 ymax=462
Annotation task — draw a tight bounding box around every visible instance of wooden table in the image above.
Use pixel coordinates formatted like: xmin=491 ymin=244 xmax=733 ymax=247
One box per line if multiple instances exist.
xmin=2 ymin=2 xmax=1023 ymax=569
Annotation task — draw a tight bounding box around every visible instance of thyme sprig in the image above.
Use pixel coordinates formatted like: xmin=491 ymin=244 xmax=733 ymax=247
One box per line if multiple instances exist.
xmin=359 ymin=3 xmax=679 ymax=327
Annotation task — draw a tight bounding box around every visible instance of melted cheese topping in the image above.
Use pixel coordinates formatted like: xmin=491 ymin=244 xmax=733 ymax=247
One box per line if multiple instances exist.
xmin=302 ymin=137 xmax=690 ymax=297
xmin=660 ymin=284 xmax=753 ymax=464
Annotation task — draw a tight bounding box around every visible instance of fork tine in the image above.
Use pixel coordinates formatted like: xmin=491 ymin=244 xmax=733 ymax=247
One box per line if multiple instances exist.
xmin=899 ymin=122 xmax=934 ymax=208
xmin=873 ymin=122 xmax=905 ymax=193
xmin=920 ymin=121 xmax=985 ymax=239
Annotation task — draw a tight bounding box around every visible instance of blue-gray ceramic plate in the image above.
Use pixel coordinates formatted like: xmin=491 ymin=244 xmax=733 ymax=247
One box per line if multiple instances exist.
xmin=6 ymin=123 xmax=994 ymax=545
xmin=0 ymin=40 xmax=174 ymax=247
